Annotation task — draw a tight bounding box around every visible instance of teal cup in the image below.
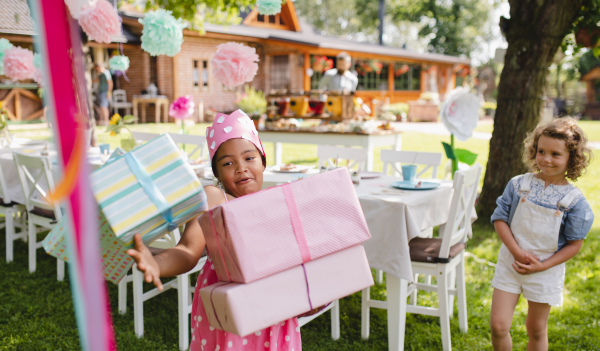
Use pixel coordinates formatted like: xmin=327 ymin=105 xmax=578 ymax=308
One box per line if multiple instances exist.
xmin=401 ymin=164 xmax=417 ymax=183
xmin=99 ymin=143 xmax=110 ymax=155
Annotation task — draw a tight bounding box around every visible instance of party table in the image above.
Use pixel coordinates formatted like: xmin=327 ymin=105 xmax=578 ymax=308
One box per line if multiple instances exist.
xmin=258 ymin=129 xmax=402 ymax=171
xmin=132 ymin=95 xmax=169 ymax=124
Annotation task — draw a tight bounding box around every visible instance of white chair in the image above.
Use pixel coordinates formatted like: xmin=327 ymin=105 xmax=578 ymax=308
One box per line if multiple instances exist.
xmin=13 ymin=152 xmax=65 ymax=281
xmin=111 ymin=89 xmax=133 ymax=116
xmin=298 ymin=300 xmax=340 ymax=340
xmin=118 ymin=226 xmax=206 ymax=351
xmin=0 ymin=149 xmax=27 ymax=263
xmin=381 ymin=149 xmax=442 ymax=179
xmin=130 ymin=131 xmax=160 ymax=144
xmin=361 ymin=164 xmax=481 ymax=351
xmin=167 ymin=133 xmax=208 ymax=163
xmin=317 ymin=145 xmax=368 ymax=172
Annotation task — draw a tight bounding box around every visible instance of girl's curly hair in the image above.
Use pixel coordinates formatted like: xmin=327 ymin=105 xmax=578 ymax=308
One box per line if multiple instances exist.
xmin=522 ymin=117 xmax=592 ymax=181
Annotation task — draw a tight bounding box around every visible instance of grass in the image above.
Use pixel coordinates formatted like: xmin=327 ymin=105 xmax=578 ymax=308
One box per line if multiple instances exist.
xmin=473 ymin=119 xmax=600 ymax=142
xmin=1 ymin=121 xmax=599 ymax=350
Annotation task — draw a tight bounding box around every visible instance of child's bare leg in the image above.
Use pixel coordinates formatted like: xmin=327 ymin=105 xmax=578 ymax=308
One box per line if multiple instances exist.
xmin=491 ymin=288 xmax=520 ymax=351
xmin=525 ymin=300 xmax=551 ymax=351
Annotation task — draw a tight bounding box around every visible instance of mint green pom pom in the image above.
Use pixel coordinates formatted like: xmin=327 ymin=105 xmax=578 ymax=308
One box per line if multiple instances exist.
xmin=257 ymin=0 xmax=282 ymax=15
xmin=139 ymin=9 xmax=186 ymax=57
xmin=109 ymin=55 xmax=130 ymax=71
xmin=0 ymin=38 xmax=14 ymax=75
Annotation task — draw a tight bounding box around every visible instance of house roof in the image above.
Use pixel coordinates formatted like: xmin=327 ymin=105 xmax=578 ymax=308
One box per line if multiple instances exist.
xmin=0 ymin=0 xmax=37 ymax=36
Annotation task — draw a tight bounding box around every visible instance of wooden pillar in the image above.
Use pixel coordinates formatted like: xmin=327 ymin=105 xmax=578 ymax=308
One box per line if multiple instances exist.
xmin=388 ymin=63 xmax=394 ymax=92
xmin=303 ymin=52 xmax=310 ymax=91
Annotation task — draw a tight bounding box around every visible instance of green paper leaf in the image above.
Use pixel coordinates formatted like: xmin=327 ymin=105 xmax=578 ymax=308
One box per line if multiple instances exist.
xmin=123 ymin=115 xmax=137 ymax=123
xmin=441 ymin=141 xmax=456 ymax=160
xmin=105 ymin=125 xmax=120 ymax=133
xmin=454 ymin=148 xmax=478 ymax=165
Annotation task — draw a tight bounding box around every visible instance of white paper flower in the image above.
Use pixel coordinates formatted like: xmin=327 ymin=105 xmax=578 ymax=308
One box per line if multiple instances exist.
xmin=440 ymin=87 xmax=480 ymax=141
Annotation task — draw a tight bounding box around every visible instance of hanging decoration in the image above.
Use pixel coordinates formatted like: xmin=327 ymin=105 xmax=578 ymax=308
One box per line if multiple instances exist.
xmin=212 ymin=42 xmax=259 ymax=89
xmin=0 ymin=38 xmax=14 ymax=75
xmin=32 ymin=0 xmax=116 ymax=349
xmin=108 ymin=55 xmax=130 ymax=72
xmin=33 ymin=53 xmax=44 ymax=87
xmin=257 ymin=0 xmax=283 ymax=15
xmin=139 ymin=9 xmax=186 ymax=57
xmin=3 ymin=46 xmax=35 ymax=81
xmin=311 ymin=55 xmax=333 ymax=73
xmin=78 ymin=0 xmax=121 ymax=44
xmin=394 ymin=64 xmax=410 ymax=77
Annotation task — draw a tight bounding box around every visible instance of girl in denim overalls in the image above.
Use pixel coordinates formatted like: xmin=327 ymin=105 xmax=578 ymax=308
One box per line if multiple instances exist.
xmin=489 ymin=118 xmax=594 ymax=350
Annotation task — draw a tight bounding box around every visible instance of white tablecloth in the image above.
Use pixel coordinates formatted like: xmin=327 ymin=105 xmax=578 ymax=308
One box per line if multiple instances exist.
xmin=354 ymin=175 xmax=454 ymax=282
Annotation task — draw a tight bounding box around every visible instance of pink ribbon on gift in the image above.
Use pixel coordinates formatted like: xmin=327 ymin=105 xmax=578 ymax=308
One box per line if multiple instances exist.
xmin=282 ymin=184 xmax=311 ymax=263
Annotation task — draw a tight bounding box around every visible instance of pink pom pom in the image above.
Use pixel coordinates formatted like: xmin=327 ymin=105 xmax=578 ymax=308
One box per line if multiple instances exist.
xmin=3 ymin=47 xmax=35 ymax=82
xmin=79 ymin=0 xmax=121 ymax=44
xmin=169 ymin=95 xmax=195 ymax=120
xmin=211 ymin=42 xmax=259 ymax=89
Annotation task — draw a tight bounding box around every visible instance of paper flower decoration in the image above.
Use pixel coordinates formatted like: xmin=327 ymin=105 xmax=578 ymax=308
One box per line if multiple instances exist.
xmin=0 ymin=38 xmax=14 ymax=75
xmin=169 ymin=95 xmax=195 ymax=120
xmin=3 ymin=47 xmax=35 ymax=82
xmin=139 ymin=9 xmax=186 ymax=57
xmin=79 ymin=0 xmax=121 ymax=44
xmin=109 ymin=55 xmax=130 ymax=72
xmin=257 ymin=0 xmax=282 ymax=15
xmin=211 ymin=42 xmax=259 ymax=89
xmin=32 ymin=53 xmax=44 ymax=87
xmin=440 ymin=87 xmax=480 ymax=141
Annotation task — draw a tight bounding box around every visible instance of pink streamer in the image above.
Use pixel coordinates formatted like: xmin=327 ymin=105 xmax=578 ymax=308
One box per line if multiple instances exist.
xmin=36 ymin=1 xmax=115 ymax=350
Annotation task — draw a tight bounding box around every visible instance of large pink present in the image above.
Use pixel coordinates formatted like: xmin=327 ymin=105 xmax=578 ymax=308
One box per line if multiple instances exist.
xmin=200 ymin=167 xmax=371 ymax=283
xmin=199 ymin=244 xmax=373 ymax=336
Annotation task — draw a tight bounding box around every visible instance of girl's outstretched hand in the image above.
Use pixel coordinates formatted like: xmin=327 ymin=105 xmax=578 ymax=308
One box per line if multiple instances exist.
xmin=127 ymin=233 xmax=164 ymax=291
xmin=512 ymin=254 xmax=546 ymax=275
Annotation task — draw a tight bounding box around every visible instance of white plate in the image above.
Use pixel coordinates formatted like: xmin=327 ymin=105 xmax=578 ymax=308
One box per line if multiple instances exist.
xmin=13 ymin=138 xmax=47 ymax=146
xmin=360 ymin=171 xmax=382 ymax=179
xmin=271 ymin=165 xmax=313 ymax=173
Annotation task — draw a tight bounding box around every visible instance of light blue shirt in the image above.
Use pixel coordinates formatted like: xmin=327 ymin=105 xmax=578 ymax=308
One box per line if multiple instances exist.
xmin=491 ymin=173 xmax=594 ymax=251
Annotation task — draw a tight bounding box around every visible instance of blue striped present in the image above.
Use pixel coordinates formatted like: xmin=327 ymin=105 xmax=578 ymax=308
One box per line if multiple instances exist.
xmin=90 ymin=134 xmax=208 ymax=246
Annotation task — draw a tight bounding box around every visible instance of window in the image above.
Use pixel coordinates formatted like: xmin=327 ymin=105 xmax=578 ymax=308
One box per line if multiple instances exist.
xmin=393 ymin=62 xmax=421 ymax=91
xmin=309 ymin=55 xmax=334 ymax=90
xmin=193 ymin=60 xmax=200 ymax=87
xmin=355 ymin=60 xmax=389 ymax=91
xmin=193 ymin=60 xmax=210 ymax=89
xmin=271 ymin=55 xmax=290 ymax=90
xmin=256 ymin=14 xmax=286 ymax=26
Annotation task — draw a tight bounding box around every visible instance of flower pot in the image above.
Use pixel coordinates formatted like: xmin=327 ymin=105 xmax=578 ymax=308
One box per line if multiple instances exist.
xmin=120 ymin=138 xmax=136 ymax=151
xmin=575 ymin=27 xmax=600 ymax=48
xmin=252 ymin=117 xmax=260 ymax=130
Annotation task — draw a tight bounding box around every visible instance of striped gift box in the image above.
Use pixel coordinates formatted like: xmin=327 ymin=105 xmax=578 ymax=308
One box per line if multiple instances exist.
xmin=90 ymin=134 xmax=207 ymax=246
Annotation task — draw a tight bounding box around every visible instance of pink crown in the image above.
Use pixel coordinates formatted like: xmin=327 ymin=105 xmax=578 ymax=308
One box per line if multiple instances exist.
xmin=206 ymin=109 xmax=265 ymax=161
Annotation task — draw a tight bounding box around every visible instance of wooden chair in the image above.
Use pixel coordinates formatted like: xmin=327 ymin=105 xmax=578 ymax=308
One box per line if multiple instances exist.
xmin=0 ymin=149 xmax=27 ymax=263
xmin=381 ymin=149 xmax=442 ymax=179
xmin=317 ymin=145 xmax=368 ymax=172
xmin=13 ymin=152 xmax=65 ymax=281
xmin=361 ymin=164 xmax=481 ymax=351
xmin=111 ymin=89 xmax=133 ymax=116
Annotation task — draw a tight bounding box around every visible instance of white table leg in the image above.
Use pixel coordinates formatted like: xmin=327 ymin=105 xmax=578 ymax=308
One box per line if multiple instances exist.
xmin=395 ymin=133 xmax=402 ymax=150
xmin=275 ymin=142 xmax=283 ymax=166
xmin=387 ymin=275 xmax=408 ymax=351
xmin=367 ymin=145 xmax=375 ymax=171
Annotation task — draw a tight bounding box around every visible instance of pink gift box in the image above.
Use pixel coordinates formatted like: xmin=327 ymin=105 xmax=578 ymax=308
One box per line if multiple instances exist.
xmin=199 ymin=244 xmax=374 ymax=337
xmin=200 ymin=167 xmax=371 ymax=283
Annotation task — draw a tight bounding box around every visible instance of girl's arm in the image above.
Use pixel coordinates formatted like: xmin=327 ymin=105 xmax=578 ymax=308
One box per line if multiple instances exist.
xmin=127 ymin=185 xmax=229 ymax=290
xmin=513 ymin=239 xmax=583 ymax=274
xmin=494 ymin=220 xmax=537 ymax=264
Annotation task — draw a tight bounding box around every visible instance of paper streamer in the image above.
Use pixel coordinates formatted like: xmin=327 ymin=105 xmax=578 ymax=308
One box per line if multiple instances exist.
xmin=30 ymin=0 xmax=116 ymax=350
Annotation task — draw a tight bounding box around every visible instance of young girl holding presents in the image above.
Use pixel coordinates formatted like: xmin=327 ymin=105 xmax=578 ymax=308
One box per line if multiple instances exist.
xmin=128 ymin=110 xmax=302 ymax=350
xmin=490 ymin=117 xmax=594 ymax=350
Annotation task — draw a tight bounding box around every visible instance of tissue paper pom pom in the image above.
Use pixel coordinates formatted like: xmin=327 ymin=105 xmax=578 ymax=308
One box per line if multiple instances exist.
xmin=169 ymin=95 xmax=195 ymax=120
xmin=109 ymin=55 xmax=130 ymax=72
xmin=139 ymin=9 xmax=186 ymax=57
xmin=0 ymin=38 xmax=14 ymax=75
xmin=32 ymin=53 xmax=44 ymax=87
xmin=79 ymin=0 xmax=121 ymax=44
xmin=257 ymin=0 xmax=282 ymax=15
xmin=211 ymin=42 xmax=259 ymax=89
xmin=3 ymin=47 xmax=35 ymax=81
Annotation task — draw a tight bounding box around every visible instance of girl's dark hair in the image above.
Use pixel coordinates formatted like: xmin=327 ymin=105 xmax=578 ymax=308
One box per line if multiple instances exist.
xmin=522 ymin=117 xmax=592 ymax=181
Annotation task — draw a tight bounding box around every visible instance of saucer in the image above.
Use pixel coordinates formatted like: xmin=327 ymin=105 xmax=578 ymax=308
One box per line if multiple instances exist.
xmin=391 ymin=180 xmax=441 ymax=190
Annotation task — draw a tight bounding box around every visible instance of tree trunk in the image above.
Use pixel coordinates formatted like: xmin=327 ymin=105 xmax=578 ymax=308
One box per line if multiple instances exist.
xmin=477 ymin=0 xmax=583 ymax=219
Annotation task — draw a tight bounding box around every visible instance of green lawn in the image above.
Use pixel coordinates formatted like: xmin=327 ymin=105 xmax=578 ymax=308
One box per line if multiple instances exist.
xmin=1 ymin=122 xmax=599 ymax=350
xmin=474 ymin=120 xmax=600 ymax=142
